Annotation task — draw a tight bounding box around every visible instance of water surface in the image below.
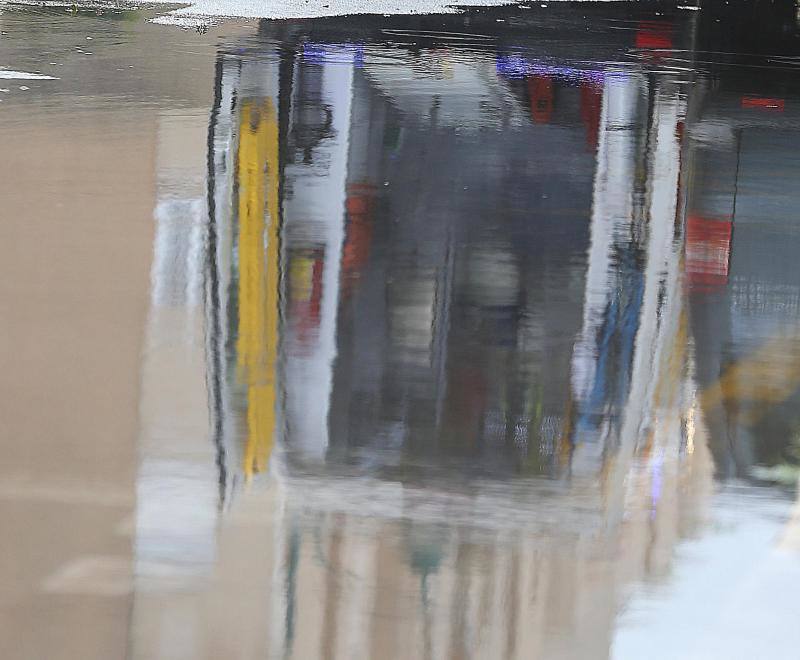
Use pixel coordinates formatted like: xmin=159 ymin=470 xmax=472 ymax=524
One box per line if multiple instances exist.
xmin=1 ymin=2 xmax=799 ymax=659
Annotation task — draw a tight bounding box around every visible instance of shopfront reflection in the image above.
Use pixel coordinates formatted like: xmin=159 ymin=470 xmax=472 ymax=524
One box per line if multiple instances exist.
xmin=133 ymin=7 xmax=800 ymax=659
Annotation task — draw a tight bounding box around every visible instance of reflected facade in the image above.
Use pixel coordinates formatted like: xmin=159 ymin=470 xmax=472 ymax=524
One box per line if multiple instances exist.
xmin=130 ymin=7 xmax=800 ymax=659
xmin=4 ymin=4 xmax=800 ymax=660
xmin=23 ymin=4 xmax=790 ymax=660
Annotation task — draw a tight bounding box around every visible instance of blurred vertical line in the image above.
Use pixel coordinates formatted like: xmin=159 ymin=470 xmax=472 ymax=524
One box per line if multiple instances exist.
xmin=205 ymin=54 xmax=228 ymax=510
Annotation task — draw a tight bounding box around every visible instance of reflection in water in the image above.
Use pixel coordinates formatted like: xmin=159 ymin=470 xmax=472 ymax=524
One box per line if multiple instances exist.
xmin=131 ymin=6 xmax=800 ymax=660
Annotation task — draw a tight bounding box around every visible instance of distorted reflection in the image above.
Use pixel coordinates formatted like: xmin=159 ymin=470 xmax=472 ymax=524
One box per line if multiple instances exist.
xmin=133 ymin=6 xmax=800 ymax=659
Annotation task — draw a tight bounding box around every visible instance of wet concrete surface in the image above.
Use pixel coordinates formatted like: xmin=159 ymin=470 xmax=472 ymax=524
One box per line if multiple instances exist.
xmin=1 ymin=2 xmax=800 ymax=658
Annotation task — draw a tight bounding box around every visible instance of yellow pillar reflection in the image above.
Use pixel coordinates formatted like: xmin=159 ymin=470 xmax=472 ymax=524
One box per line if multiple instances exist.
xmin=236 ymin=99 xmax=280 ymax=479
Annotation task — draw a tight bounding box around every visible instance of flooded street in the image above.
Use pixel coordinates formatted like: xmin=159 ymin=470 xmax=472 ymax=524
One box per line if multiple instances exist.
xmin=1 ymin=2 xmax=800 ymax=658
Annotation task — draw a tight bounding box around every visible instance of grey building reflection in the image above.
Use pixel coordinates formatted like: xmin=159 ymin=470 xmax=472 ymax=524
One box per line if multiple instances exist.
xmin=207 ymin=16 xmax=700 ymax=484
xmin=684 ymin=4 xmax=800 ymax=480
xmin=133 ymin=5 xmax=800 ymax=659
xmin=186 ymin=14 xmax=708 ymax=660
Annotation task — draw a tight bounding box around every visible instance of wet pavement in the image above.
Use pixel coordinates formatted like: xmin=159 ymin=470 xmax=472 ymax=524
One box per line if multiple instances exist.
xmin=1 ymin=2 xmax=800 ymax=659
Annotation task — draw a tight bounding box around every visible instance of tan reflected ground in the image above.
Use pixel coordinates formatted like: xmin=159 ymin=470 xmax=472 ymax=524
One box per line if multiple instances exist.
xmin=0 ymin=108 xmax=154 ymax=660
xmin=0 ymin=9 xmax=224 ymax=660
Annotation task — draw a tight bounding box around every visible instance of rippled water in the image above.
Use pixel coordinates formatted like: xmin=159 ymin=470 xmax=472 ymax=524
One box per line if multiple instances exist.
xmin=1 ymin=2 xmax=800 ymax=659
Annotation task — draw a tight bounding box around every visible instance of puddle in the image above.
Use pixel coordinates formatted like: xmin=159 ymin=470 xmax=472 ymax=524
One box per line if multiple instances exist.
xmin=1 ymin=2 xmax=799 ymax=659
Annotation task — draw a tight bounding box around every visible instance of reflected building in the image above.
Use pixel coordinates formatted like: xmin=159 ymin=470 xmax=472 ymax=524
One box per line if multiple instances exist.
xmin=3 ymin=4 xmax=799 ymax=660
xmin=131 ymin=4 xmax=800 ymax=659
xmin=684 ymin=4 xmax=800 ymax=480
xmin=127 ymin=13 xmax=718 ymax=660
